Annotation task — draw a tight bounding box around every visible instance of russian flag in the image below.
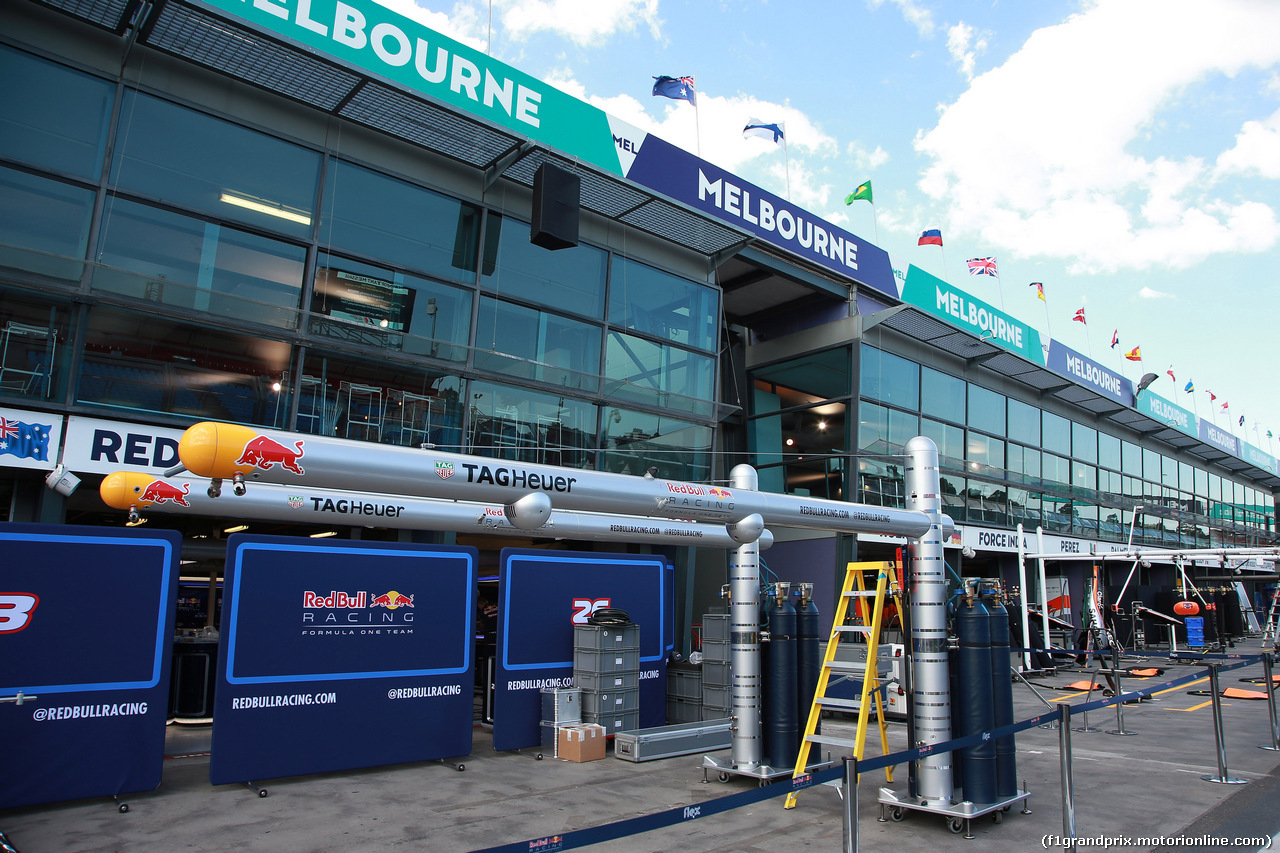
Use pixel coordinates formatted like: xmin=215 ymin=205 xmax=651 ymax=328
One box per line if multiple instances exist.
xmin=917 ymin=229 xmax=943 ymax=247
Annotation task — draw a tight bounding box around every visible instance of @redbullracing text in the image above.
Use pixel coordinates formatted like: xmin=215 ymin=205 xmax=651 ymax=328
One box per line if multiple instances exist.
xmin=231 ymin=692 xmax=337 ymax=710
xmin=1043 ymin=835 xmax=1273 ymax=849
xmin=32 ymin=702 xmax=148 ymax=721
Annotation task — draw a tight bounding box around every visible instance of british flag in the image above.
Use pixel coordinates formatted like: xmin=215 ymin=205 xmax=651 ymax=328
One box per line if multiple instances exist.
xmin=967 ymin=257 xmax=998 ymax=276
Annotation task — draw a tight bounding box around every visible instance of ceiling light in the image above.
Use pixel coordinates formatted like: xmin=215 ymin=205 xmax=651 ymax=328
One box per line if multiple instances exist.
xmin=220 ymin=191 xmax=312 ymax=226
xmin=310 ymin=531 xmax=337 ymax=538
xmin=785 ymin=437 xmax=795 ymax=447
xmin=224 ymin=524 xmax=249 ymax=534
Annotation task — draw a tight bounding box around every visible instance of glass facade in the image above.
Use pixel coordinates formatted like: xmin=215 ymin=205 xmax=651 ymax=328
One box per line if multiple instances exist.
xmin=746 ymin=342 xmax=1275 ymax=548
xmin=0 ymin=43 xmax=717 ymax=481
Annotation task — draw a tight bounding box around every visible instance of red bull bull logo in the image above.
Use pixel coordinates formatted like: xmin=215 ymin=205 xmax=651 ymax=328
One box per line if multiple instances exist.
xmin=236 ymin=435 xmax=305 ymax=475
xmin=137 ymin=479 xmax=192 ymax=507
xmin=707 ymin=487 xmax=732 ymax=499
xmin=370 ymin=590 xmax=414 ymax=610
xmin=528 ymin=837 xmax=563 ymax=851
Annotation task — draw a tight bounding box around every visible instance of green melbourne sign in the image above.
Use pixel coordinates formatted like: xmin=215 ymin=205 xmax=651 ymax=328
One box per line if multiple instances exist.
xmin=899 ymin=265 xmax=1045 ymax=364
xmin=203 ymin=0 xmax=621 ymax=173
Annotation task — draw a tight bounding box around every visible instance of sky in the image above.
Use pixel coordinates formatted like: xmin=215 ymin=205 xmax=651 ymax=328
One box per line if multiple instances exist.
xmin=377 ymin=0 xmax=1280 ymax=458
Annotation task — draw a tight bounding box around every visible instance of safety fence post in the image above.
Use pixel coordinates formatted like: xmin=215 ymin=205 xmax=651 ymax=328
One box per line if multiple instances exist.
xmin=1201 ymin=664 xmax=1247 ymax=785
xmin=842 ymin=756 xmax=859 ymax=853
xmin=1056 ymin=702 xmax=1077 ymax=852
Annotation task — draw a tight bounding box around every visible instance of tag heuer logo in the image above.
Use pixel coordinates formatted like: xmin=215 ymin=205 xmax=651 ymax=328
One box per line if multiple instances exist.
xmin=435 ymin=461 xmax=454 ymax=479
xmin=288 ymin=495 xmax=304 ymax=509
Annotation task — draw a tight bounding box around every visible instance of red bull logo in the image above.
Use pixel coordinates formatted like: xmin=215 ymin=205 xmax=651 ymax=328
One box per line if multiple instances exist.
xmin=528 ymin=837 xmax=563 ymax=851
xmin=303 ymin=590 xmax=367 ymax=608
xmin=236 ymin=435 xmax=305 ymax=475
xmin=370 ymin=590 xmax=414 ymax=610
xmin=137 ymin=480 xmax=191 ymax=507
xmin=707 ymin=487 xmax=732 ymax=499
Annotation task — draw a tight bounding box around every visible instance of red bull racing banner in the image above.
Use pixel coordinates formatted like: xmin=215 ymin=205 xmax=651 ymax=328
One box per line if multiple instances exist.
xmin=494 ymin=549 xmax=673 ymax=752
xmin=0 ymin=523 xmax=180 ymax=810
xmin=211 ymin=534 xmax=476 ymax=785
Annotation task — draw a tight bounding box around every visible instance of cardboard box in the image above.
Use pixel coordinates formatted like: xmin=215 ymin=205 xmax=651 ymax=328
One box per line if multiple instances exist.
xmin=557 ymin=724 xmax=606 ymax=763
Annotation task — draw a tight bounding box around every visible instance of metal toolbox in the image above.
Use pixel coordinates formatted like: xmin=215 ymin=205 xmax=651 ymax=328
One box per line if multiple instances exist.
xmin=574 ymin=668 xmax=639 ymax=691
xmin=573 ymin=624 xmax=639 ymax=651
xmin=540 ymin=687 xmax=581 ymax=724
xmin=582 ymin=686 xmax=639 ymax=715
xmin=613 ymin=718 xmax=732 ymax=762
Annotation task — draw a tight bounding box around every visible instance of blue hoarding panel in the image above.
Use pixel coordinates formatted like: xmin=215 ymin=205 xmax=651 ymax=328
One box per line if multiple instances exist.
xmin=210 ymin=534 xmax=476 ymax=785
xmin=0 ymin=523 xmax=180 ymax=810
xmin=493 ymin=549 xmax=669 ymax=752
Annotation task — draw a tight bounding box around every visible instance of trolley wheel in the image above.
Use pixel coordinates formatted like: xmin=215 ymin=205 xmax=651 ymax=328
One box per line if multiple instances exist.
xmin=119 ymin=803 xmax=129 ymax=813
xmin=890 ymin=806 xmax=905 ymax=822
xmin=536 ymin=754 xmax=543 ymax=761
xmin=717 ymin=771 xmax=731 ymax=783
xmin=455 ymin=764 xmax=465 ymax=772
xmin=992 ymin=809 xmax=1003 ymax=824
xmin=948 ymin=817 xmax=965 ymax=834
xmin=258 ymin=789 xmax=268 ymax=798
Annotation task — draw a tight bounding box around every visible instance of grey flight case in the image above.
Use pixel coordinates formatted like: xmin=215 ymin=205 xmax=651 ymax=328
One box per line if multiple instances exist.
xmin=612 ymin=718 xmax=732 ymax=762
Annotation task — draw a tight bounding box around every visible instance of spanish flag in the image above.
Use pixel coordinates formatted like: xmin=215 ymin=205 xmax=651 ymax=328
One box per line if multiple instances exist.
xmin=1124 ymin=346 xmax=1142 ymax=361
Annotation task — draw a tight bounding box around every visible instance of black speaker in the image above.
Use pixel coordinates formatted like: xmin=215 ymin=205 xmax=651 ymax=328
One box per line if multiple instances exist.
xmin=530 ymin=162 xmax=580 ymax=250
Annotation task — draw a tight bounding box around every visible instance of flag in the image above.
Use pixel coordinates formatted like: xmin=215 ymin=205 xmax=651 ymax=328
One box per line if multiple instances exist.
xmin=845 ymin=181 xmax=873 ymax=205
xmin=1184 ymin=380 xmax=1194 ymax=393
xmin=0 ymin=417 xmax=51 ymax=462
xmin=1166 ymin=367 xmax=1176 ymax=383
xmin=918 ymin=229 xmax=943 ymax=246
xmin=1030 ymin=282 xmax=1045 ymax=301
xmin=1207 ymin=390 xmax=1217 ymax=402
xmin=1221 ymin=400 xmax=1229 ymax=412
xmin=743 ymin=118 xmax=784 ymax=144
xmin=1269 ymin=430 xmax=1274 ymax=439
xmin=652 ymin=75 xmax=696 ymax=104
xmin=1110 ymin=329 xmax=1119 ymax=349
xmin=1239 ymin=415 xmax=1245 ymax=426
xmin=967 ymin=257 xmax=998 ymax=276
xmin=1124 ymin=346 xmax=1142 ymax=361
xmin=1072 ymin=308 xmax=1086 ymax=324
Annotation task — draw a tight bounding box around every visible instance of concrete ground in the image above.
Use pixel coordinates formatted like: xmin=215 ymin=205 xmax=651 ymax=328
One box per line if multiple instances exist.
xmin=3 ymin=654 xmax=1279 ymax=853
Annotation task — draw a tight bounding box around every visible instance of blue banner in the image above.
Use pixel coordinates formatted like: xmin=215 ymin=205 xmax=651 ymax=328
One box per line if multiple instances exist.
xmin=0 ymin=524 xmax=180 ymax=810
xmin=210 ymin=534 xmax=476 ymax=785
xmin=1044 ymin=341 xmax=1133 ymax=406
xmin=494 ymin=549 xmax=671 ymax=751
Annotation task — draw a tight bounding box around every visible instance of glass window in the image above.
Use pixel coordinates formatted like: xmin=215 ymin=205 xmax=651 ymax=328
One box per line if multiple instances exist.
xmin=475 ymin=296 xmax=601 ymax=393
xmin=480 ymin=213 xmax=607 ymax=319
xmin=1041 ymin=452 xmax=1069 ymax=485
xmin=468 ymin=380 xmax=596 ymax=469
xmin=860 ymin=345 xmax=919 ymax=410
xmin=967 ymin=384 xmax=1005 ymax=436
xmin=112 ymin=92 xmax=321 ymax=239
xmin=604 ymin=331 xmax=714 ymax=416
xmin=94 ymin=198 xmax=305 ymax=328
xmin=940 ymin=473 xmax=967 ymax=519
xmin=602 ymin=406 xmax=711 ymax=482
xmin=921 ymin=366 xmax=964 ymax=423
xmin=78 ymin=306 xmax=292 ymax=424
xmin=858 ymin=458 xmax=905 ymax=509
xmin=0 ymin=287 xmax=71 ymax=400
xmin=889 ymin=409 xmax=920 ymax=451
xmin=1142 ymin=448 xmax=1161 ymax=484
xmin=608 ymin=256 xmax=718 ymax=353
xmin=1099 ymin=432 xmax=1121 ymax=471
xmin=1009 ymin=443 xmax=1041 ymax=484
xmin=310 ymin=254 xmax=471 ymax=362
xmin=320 ymin=158 xmax=481 ymax=281
xmin=1007 ymin=398 xmax=1039 ymax=445
xmin=921 ymin=417 xmax=965 ymax=468
xmin=858 ymin=402 xmax=888 ymax=452
xmin=1162 ymin=455 xmax=1179 ymax=489
xmin=1121 ymin=440 xmax=1142 ymax=476
xmin=1072 ymin=462 xmax=1096 ymax=492
xmin=753 ymin=347 xmax=850 ymax=400
xmin=1072 ymin=422 xmax=1097 ymax=464
xmin=1042 ymin=411 xmax=1070 ymax=455
xmin=966 ymin=431 xmax=1004 ymax=470
xmin=0 ymin=167 xmax=94 ymax=280
xmin=0 ymin=47 xmax=112 ymax=180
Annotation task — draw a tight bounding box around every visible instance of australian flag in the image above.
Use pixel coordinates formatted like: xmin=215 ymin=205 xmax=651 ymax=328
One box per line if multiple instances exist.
xmin=0 ymin=417 xmax=51 ymax=462
xmin=652 ymin=75 xmax=696 ymax=105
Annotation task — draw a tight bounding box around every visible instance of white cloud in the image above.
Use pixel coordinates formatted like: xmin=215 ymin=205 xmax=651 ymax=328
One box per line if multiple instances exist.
xmin=946 ymin=22 xmax=988 ymax=81
xmin=497 ymin=0 xmax=662 ymax=46
xmin=1138 ymin=286 xmax=1174 ymax=299
xmin=914 ymin=0 xmax=1280 ymax=273
xmin=867 ymin=0 xmax=935 ymax=38
xmin=371 ymin=0 xmax=488 ymax=50
xmin=1216 ymin=107 xmax=1280 ymax=180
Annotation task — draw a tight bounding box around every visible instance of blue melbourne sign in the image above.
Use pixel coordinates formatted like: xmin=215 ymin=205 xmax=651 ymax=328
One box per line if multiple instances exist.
xmin=0 ymin=524 xmax=180 ymax=810
xmin=210 ymin=534 xmax=476 ymax=785
xmin=1045 ymin=341 xmax=1133 ymax=405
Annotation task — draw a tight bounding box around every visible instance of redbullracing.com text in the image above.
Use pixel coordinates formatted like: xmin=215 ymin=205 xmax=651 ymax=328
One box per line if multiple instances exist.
xmin=231 ymin=692 xmax=337 ymax=710
xmin=1043 ymin=835 xmax=1273 ymax=849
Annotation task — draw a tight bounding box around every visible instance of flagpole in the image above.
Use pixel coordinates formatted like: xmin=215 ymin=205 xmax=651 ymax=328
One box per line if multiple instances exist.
xmin=1207 ymin=391 xmax=1218 ymax=426
xmin=994 ymin=256 xmax=1005 ymax=309
xmin=1083 ymin=314 xmax=1092 ymax=359
xmin=1188 ymin=382 xmax=1199 ymax=424
xmin=692 ymin=75 xmax=702 ymax=157
xmin=870 ymin=201 xmax=878 ymax=242
xmin=781 ymin=122 xmax=790 ymax=202
xmin=940 ymin=244 xmax=947 ymax=282
xmin=1041 ymin=291 xmax=1052 ymax=342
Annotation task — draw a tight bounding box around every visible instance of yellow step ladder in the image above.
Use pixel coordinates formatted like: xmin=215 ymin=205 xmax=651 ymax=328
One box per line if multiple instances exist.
xmin=784 ymin=560 xmax=899 ymax=809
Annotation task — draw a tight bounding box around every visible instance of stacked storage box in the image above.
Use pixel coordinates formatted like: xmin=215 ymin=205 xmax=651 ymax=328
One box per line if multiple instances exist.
xmin=700 ymin=613 xmax=731 ymax=720
xmin=538 ymin=687 xmax=581 ymax=758
xmin=665 ymin=661 xmax=702 ymax=724
xmin=573 ymin=624 xmax=640 ymax=735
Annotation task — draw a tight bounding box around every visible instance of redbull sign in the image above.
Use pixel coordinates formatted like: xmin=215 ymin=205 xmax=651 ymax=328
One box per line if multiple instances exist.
xmin=303 ymin=590 xmax=367 ymax=608
xmin=237 ymin=435 xmax=305 ymax=474
xmin=136 ymin=479 xmax=192 ymax=507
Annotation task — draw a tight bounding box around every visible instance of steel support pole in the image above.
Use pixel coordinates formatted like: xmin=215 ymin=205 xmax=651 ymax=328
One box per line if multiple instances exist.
xmin=1057 ymin=702 xmax=1077 ymax=852
xmin=1260 ymin=652 xmax=1280 ymax=752
xmin=1106 ymin=648 xmax=1136 ymax=736
xmin=1201 ymin=665 xmax=1247 ymax=784
xmin=728 ymin=464 xmax=762 ymax=771
xmin=905 ymin=436 xmax=952 ymax=804
xmin=842 ymin=756 xmax=859 ymax=853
